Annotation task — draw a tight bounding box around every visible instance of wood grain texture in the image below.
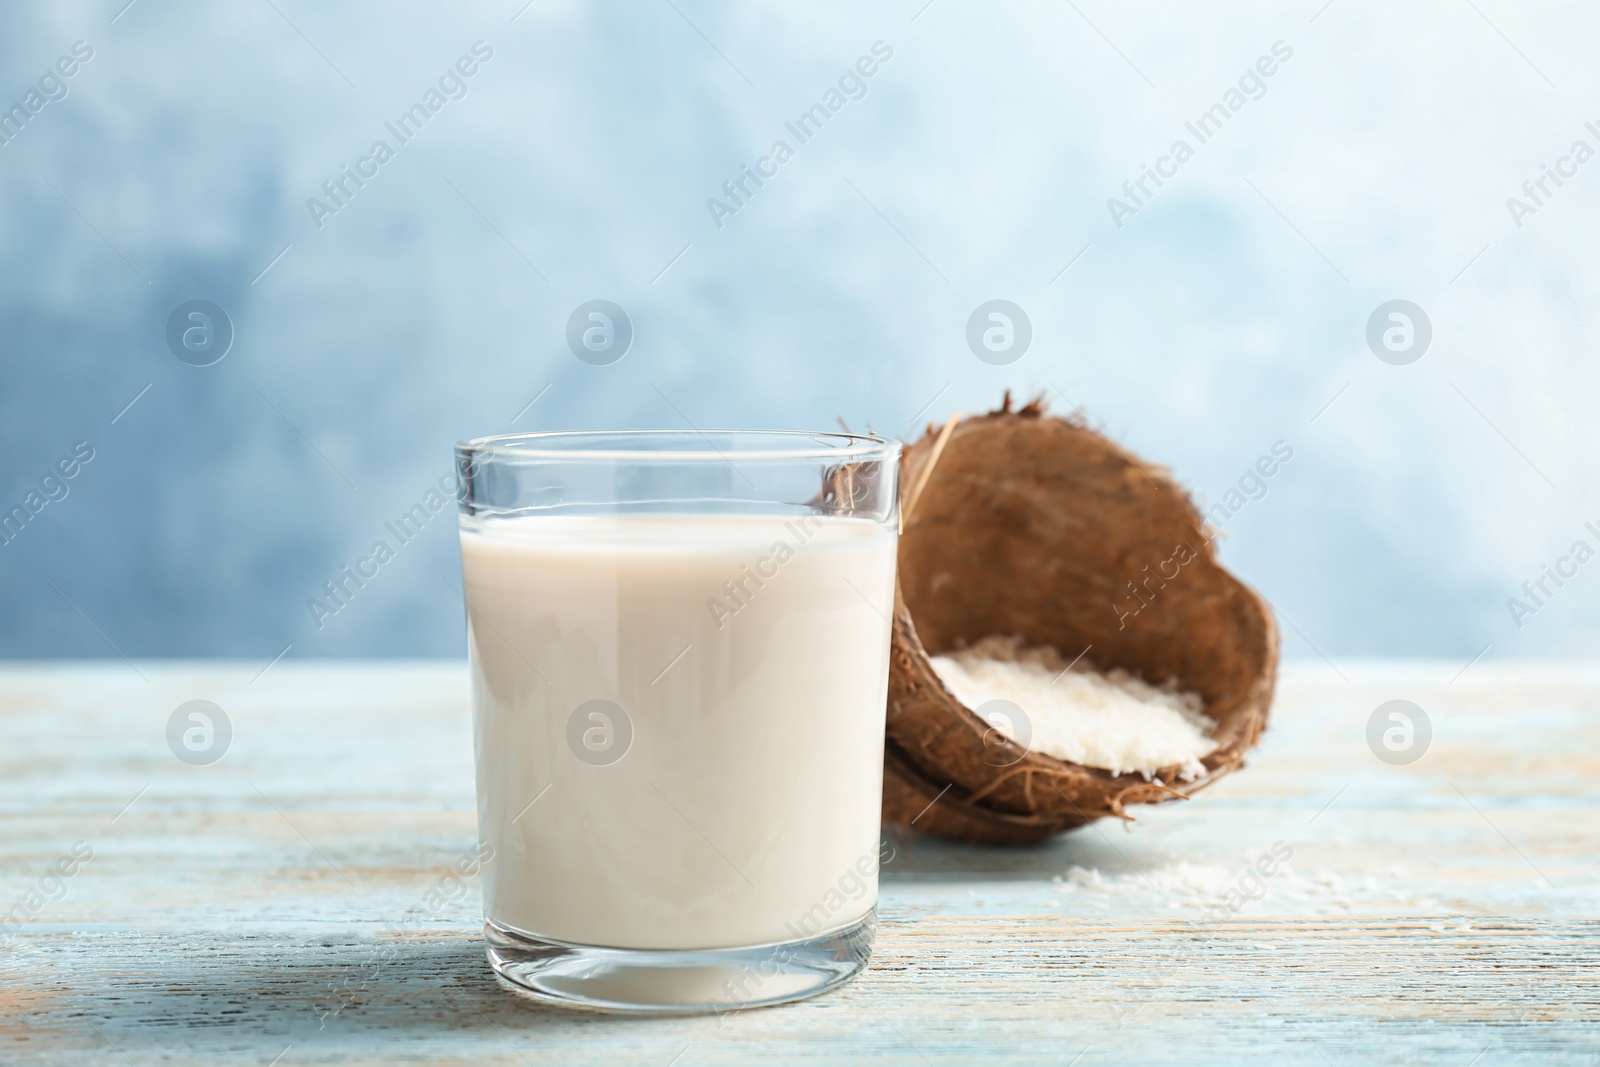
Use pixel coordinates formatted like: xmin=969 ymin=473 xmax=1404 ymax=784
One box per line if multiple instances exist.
xmin=1 ymin=660 xmax=1597 ymax=1065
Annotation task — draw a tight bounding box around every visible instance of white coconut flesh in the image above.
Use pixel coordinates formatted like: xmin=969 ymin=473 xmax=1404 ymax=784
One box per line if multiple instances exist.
xmin=927 ymin=635 xmax=1218 ymax=782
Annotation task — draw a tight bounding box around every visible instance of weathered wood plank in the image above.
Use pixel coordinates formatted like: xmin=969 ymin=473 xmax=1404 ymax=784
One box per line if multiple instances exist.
xmin=1 ymin=661 xmax=1597 ymax=1065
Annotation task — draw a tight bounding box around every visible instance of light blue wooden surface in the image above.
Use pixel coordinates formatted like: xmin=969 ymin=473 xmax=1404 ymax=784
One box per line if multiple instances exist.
xmin=1 ymin=660 xmax=1597 ymax=1065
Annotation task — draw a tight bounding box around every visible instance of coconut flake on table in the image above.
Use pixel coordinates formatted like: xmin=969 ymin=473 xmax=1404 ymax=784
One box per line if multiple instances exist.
xmin=1051 ymin=859 xmax=1449 ymax=916
xmin=927 ymin=634 xmax=1218 ymax=781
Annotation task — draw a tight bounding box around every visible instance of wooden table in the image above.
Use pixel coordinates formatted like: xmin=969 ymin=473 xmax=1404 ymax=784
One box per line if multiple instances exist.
xmin=2 ymin=661 xmax=1596 ymax=1065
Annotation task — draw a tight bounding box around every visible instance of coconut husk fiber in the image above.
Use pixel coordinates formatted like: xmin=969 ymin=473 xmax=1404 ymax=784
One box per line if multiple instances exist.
xmin=881 ymin=394 xmax=1278 ymax=844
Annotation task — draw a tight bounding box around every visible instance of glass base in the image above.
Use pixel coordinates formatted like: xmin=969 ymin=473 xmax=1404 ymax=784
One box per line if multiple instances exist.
xmin=484 ymin=910 xmax=875 ymax=1015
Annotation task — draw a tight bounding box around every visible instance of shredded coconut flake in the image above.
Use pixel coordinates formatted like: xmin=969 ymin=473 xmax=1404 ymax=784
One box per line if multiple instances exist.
xmin=1054 ymin=861 xmax=1242 ymax=898
xmin=1050 ymin=857 xmax=1452 ymax=917
xmin=928 ymin=634 xmax=1217 ymax=780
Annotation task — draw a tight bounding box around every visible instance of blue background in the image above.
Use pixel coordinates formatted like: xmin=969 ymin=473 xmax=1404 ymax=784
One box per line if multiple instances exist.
xmin=2 ymin=0 xmax=1595 ymax=664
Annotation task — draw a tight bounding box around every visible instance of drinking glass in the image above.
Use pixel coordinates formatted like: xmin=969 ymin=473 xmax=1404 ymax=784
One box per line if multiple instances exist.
xmin=454 ymin=430 xmax=900 ymax=1013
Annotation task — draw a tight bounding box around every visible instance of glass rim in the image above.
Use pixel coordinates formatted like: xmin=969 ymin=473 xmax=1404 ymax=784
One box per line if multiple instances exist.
xmin=455 ymin=429 xmax=899 ymax=463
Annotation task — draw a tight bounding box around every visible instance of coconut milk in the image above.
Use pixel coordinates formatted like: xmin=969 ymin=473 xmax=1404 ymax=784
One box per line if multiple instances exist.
xmin=461 ymin=513 xmax=896 ymax=950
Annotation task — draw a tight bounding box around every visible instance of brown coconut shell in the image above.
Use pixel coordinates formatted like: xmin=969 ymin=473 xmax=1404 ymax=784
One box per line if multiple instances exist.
xmin=881 ymin=394 xmax=1278 ymax=844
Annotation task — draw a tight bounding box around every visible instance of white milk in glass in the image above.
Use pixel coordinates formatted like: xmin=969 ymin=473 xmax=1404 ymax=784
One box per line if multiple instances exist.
xmin=461 ymin=512 xmax=897 ymax=951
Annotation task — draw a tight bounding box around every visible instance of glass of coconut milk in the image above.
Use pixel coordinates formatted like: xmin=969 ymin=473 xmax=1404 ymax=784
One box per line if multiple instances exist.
xmin=453 ymin=430 xmax=900 ymax=1013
